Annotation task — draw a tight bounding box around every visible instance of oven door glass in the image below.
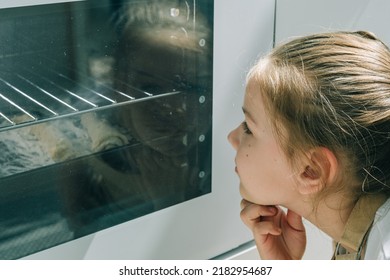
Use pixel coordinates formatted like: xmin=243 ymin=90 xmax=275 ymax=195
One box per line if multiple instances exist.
xmin=0 ymin=0 xmax=213 ymax=259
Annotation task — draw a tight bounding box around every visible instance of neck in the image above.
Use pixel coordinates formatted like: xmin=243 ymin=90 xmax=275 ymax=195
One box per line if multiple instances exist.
xmin=287 ymin=193 xmax=355 ymax=242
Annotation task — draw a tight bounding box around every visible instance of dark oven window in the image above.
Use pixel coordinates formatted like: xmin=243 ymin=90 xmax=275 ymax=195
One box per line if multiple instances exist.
xmin=0 ymin=0 xmax=213 ymax=259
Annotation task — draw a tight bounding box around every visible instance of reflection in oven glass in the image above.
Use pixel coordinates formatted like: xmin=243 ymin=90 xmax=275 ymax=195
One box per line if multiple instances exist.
xmin=0 ymin=0 xmax=213 ymax=259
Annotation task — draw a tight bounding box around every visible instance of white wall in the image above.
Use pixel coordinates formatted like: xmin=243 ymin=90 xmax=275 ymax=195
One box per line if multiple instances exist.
xmin=275 ymin=0 xmax=390 ymax=46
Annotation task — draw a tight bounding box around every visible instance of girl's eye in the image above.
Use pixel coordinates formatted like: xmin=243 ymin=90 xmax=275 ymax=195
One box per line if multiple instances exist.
xmin=241 ymin=121 xmax=252 ymax=134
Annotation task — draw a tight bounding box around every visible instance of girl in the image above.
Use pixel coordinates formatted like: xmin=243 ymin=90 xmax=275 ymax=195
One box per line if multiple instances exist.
xmin=228 ymin=31 xmax=390 ymax=260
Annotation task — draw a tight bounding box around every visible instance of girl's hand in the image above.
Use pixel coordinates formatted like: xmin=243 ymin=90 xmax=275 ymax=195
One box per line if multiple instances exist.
xmin=240 ymin=199 xmax=307 ymax=260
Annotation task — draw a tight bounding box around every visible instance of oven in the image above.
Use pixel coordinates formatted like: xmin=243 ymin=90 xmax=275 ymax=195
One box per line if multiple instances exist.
xmin=0 ymin=0 xmax=275 ymax=259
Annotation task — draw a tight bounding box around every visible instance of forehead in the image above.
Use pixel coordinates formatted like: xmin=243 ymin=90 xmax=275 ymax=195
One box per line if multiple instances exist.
xmin=243 ymin=77 xmax=277 ymax=132
xmin=244 ymin=79 xmax=264 ymax=113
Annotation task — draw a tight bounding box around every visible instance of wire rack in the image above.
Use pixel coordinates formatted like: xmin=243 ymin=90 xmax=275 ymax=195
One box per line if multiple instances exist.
xmin=0 ymin=56 xmax=180 ymax=132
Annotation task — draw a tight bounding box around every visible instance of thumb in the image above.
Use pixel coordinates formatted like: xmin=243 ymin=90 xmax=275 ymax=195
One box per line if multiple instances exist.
xmin=286 ymin=209 xmax=305 ymax=232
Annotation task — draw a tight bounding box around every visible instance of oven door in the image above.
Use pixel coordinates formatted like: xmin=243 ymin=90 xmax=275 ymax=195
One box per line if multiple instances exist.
xmin=0 ymin=0 xmax=275 ymax=259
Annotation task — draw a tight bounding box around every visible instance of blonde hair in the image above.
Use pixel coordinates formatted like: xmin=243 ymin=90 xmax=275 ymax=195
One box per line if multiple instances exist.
xmin=248 ymin=31 xmax=390 ymax=199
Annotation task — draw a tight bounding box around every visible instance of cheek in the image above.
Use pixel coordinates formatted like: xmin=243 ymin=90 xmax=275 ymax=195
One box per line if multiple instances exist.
xmin=244 ymin=143 xmax=251 ymax=157
xmin=236 ymin=143 xmax=262 ymax=181
xmin=237 ymin=140 xmax=289 ymax=183
xmin=236 ymin=143 xmax=252 ymax=164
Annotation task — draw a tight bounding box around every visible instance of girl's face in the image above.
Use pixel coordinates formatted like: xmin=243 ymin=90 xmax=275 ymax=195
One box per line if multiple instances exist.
xmin=228 ymin=82 xmax=299 ymax=206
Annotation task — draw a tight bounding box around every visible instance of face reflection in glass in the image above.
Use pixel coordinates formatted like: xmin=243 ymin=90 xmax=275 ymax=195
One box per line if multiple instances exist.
xmin=115 ymin=22 xmax=210 ymax=157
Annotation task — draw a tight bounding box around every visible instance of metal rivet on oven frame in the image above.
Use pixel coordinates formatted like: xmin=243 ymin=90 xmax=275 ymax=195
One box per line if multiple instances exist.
xmin=198 ymin=134 xmax=205 ymax=142
xmin=199 ymin=95 xmax=205 ymax=104
xmin=170 ymin=8 xmax=180 ymax=17
xmin=199 ymin=38 xmax=206 ymax=47
xmin=198 ymin=171 xmax=206 ymax=178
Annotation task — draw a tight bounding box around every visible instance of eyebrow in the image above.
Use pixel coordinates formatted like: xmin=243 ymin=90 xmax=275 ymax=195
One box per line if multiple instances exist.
xmin=242 ymin=107 xmax=256 ymax=124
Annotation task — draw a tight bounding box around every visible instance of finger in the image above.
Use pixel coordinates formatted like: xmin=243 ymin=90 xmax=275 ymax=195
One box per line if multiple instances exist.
xmin=252 ymin=220 xmax=282 ymax=238
xmin=286 ymin=209 xmax=305 ymax=232
xmin=240 ymin=199 xmax=253 ymax=210
xmin=240 ymin=203 xmax=277 ymax=221
xmin=240 ymin=203 xmax=277 ymax=228
xmin=240 ymin=199 xmax=277 ymax=215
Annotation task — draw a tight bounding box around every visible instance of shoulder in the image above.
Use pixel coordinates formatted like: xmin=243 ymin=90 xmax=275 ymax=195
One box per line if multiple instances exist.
xmin=364 ymin=198 xmax=390 ymax=260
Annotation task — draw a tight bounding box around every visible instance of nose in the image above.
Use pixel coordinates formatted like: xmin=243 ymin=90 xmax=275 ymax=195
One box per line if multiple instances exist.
xmin=228 ymin=125 xmax=240 ymax=151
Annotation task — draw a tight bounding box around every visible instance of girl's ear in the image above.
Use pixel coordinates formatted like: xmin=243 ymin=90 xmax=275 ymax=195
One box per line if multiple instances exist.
xmin=297 ymin=147 xmax=338 ymax=195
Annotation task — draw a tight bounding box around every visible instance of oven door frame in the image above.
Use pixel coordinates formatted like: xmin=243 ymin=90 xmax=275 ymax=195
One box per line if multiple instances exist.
xmin=14 ymin=0 xmax=276 ymax=259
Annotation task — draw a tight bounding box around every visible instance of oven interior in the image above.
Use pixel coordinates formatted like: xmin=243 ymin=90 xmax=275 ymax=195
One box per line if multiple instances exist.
xmin=0 ymin=0 xmax=213 ymax=259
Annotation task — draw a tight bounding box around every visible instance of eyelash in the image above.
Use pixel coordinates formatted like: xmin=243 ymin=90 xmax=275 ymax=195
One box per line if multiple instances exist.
xmin=241 ymin=121 xmax=252 ymax=134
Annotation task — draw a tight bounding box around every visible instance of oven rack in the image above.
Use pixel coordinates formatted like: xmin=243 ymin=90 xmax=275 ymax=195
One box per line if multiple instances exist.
xmin=0 ymin=60 xmax=180 ymax=132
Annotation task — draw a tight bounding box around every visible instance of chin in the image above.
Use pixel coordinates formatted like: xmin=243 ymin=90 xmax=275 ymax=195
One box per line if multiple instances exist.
xmin=239 ymin=184 xmax=275 ymax=206
xmin=239 ymin=184 xmax=254 ymax=203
